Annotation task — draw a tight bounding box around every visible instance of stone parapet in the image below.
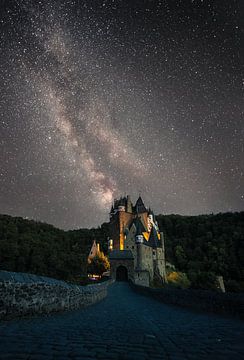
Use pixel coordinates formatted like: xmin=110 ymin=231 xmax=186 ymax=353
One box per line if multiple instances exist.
xmin=130 ymin=282 xmax=244 ymax=320
xmin=0 ymin=270 xmax=113 ymax=320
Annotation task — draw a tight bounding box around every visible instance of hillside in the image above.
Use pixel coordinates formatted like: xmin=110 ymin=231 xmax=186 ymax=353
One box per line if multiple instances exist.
xmin=156 ymin=212 xmax=244 ymax=291
xmin=0 ymin=212 xmax=243 ymax=291
xmin=0 ymin=214 xmax=99 ymax=282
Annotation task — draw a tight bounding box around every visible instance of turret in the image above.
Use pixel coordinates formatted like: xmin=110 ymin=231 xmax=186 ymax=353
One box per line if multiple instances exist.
xmin=135 ymin=234 xmax=143 ymax=270
xmin=118 ymin=205 xmax=125 ymax=212
xmin=147 ymin=208 xmax=154 ymax=232
xmin=135 ymin=217 xmax=145 ymax=270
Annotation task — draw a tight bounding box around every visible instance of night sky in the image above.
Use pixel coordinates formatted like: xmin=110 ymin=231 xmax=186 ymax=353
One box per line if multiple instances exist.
xmin=0 ymin=0 xmax=243 ymax=229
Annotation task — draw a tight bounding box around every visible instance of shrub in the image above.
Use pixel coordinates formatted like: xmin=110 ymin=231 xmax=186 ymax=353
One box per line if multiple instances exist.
xmin=167 ymin=271 xmax=191 ymax=289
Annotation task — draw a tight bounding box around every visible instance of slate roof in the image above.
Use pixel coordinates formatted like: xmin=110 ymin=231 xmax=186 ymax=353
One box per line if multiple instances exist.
xmin=134 ymin=196 xmax=147 ymax=214
xmin=109 ymin=250 xmax=134 ymax=260
xmin=146 ymin=226 xmax=161 ymax=248
xmin=134 ymin=216 xmax=147 ymax=236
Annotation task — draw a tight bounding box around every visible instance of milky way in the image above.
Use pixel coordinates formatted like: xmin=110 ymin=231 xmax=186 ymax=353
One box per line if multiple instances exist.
xmin=0 ymin=0 xmax=243 ymax=229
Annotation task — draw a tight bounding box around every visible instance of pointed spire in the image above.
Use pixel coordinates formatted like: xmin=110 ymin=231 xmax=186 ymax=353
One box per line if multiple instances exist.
xmin=148 ymin=226 xmax=160 ymax=248
xmin=135 ymin=195 xmax=147 ymax=214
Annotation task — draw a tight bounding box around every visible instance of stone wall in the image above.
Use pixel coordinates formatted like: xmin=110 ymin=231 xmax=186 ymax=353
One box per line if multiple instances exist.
xmin=130 ymin=282 xmax=244 ymax=319
xmin=134 ymin=270 xmax=150 ymax=287
xmin=0 ymin=271 xmax=113 ymax=320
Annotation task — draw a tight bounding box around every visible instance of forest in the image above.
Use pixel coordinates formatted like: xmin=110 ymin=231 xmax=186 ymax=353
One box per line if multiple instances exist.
xmin=0 ymin=214 xmax=108 ymax=283
xmin=156 ymin=212 xmax=244 ymax=292
xmin=0 ymin=212 xmax=243 ymax=291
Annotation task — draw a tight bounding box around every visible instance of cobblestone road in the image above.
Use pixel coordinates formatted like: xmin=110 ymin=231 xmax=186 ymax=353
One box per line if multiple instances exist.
xmin=0 ymin=282 xmax=244 ymax=360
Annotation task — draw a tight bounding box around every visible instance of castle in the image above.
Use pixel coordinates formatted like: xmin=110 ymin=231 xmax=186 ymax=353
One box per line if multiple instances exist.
xmin=108 ymin=195 xmax=167 ymax=287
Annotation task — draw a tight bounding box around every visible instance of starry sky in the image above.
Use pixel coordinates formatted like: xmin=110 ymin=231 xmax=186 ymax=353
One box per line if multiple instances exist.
xmin=0 ymin=0 xmax=243 ymax=229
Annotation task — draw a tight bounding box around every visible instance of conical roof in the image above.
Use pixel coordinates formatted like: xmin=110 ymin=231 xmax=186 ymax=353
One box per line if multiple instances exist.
xmin=135 ymin=196 xmax=147 ymax=214
xmin=147 ymin=226 xmax=161 ymax=248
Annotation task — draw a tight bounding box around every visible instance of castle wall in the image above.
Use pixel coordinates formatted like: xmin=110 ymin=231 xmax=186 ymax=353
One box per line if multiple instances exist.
xmin=158 ymin=234 xmax=168 ymax=282
xmin=124 ymin=226 xmax=137 ymax=266
xmin=156 ymin=248 xmax=167 ymax=281
xmin=141 ymin=245 xmax=154 ymax=280
xmin=134 ymin=270 xmax=150 ymax=287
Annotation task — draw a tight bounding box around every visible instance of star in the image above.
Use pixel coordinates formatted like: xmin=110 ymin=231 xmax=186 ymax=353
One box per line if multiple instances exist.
xmin=0 ymin=0 xmax=243 ymax=229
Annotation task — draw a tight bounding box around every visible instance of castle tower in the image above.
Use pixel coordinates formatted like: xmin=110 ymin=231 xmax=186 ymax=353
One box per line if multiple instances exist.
xmin=109 ymin=196 xmax=134 ymax=250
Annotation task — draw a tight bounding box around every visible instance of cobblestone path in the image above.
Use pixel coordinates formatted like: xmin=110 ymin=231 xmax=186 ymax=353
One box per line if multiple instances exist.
xmin=0 ymin=282 xmax=244 ymax=360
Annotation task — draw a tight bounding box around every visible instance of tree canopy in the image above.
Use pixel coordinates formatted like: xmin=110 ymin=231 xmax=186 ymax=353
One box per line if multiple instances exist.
xmin=156 ymin=212 xmax=244 ymax=291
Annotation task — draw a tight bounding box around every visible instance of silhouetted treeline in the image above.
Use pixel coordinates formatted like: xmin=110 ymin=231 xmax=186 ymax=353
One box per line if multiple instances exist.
xmin=156 ymin=212 xmax=244 ymax=292
xmin=0 ymin=215 xmax=93 ymax=282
